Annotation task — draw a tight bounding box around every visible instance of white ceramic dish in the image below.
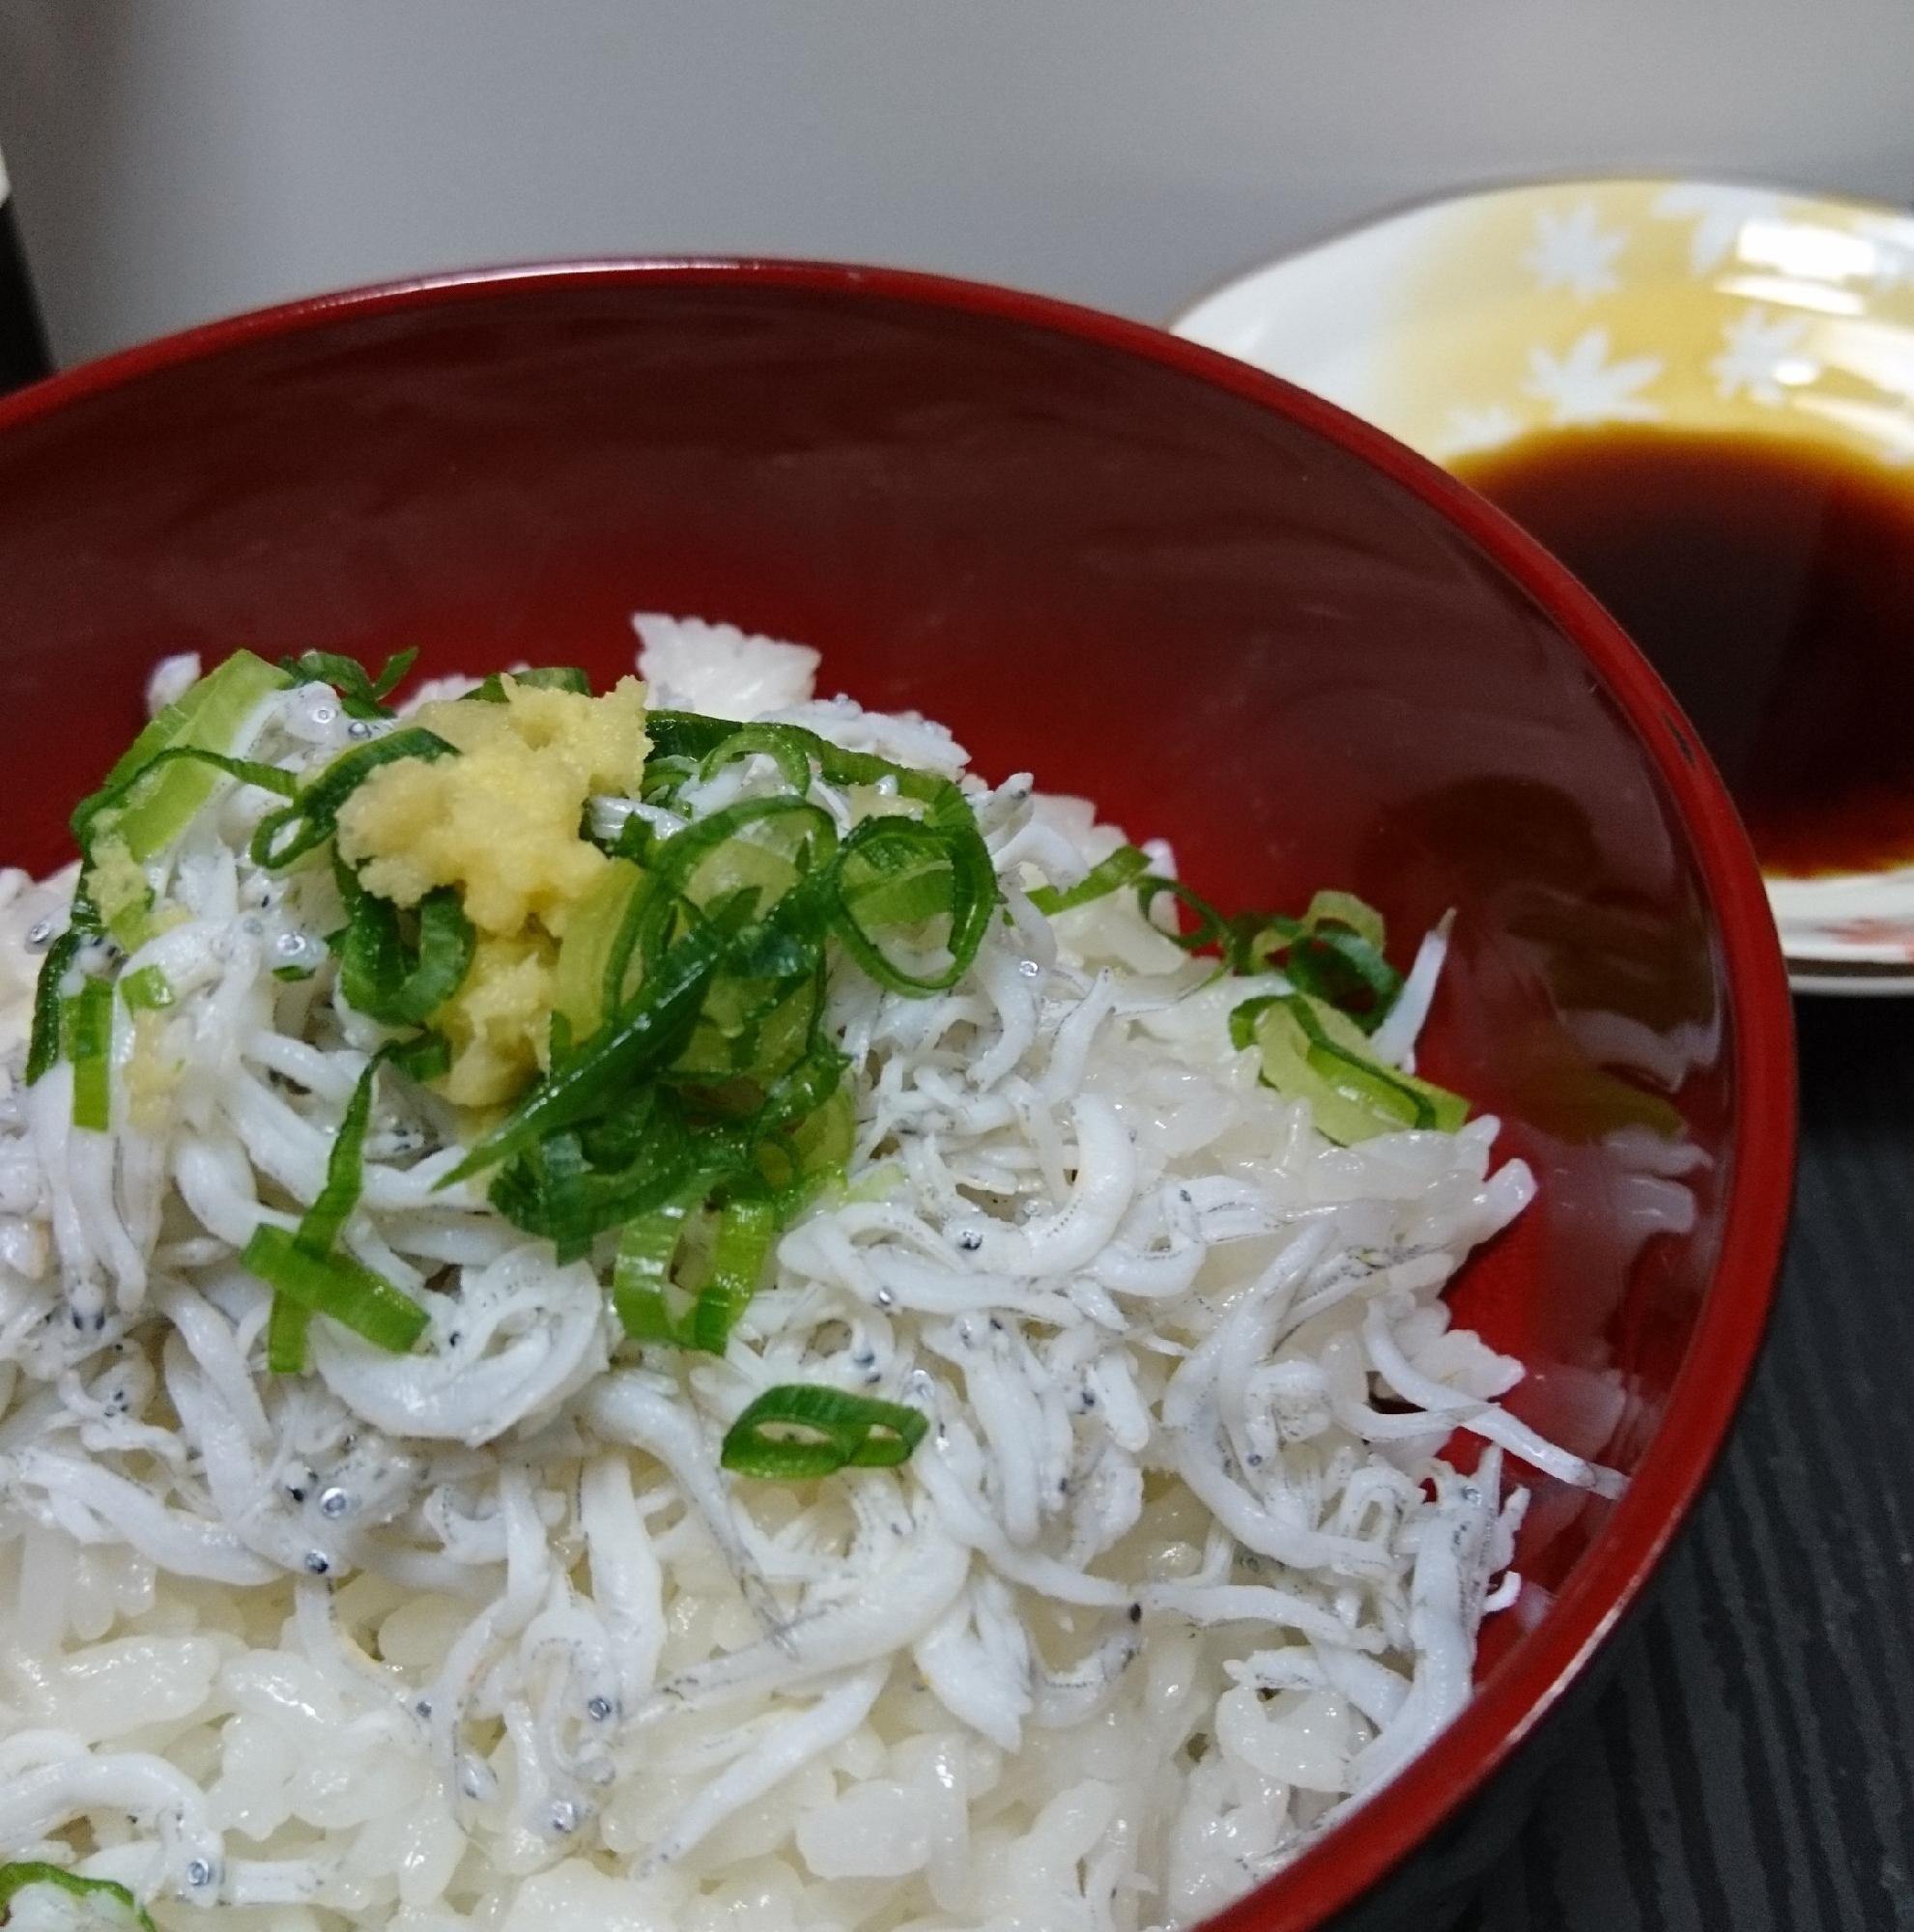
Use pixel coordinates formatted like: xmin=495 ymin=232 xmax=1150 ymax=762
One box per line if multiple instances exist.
xmin=1173 ymin=176 xmax=1914 ymax=995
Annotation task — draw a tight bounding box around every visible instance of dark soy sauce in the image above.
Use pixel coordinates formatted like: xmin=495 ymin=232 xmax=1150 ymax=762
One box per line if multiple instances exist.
xmin=1454 ymin=428 xmax=1914 ymax=878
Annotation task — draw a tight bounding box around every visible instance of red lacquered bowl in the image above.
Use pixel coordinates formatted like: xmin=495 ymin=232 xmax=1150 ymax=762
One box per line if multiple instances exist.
xmin=0 ymin=264 xmax=1793 ymax=1928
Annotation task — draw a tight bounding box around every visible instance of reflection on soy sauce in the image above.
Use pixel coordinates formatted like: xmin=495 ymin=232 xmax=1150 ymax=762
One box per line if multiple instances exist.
xmin=1454 ymin=428 xmax=1914 ymax=879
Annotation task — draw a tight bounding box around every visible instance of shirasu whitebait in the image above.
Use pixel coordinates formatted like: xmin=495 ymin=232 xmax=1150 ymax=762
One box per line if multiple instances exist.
xmin=0 ymin=623 xmax=1658 ymax=1932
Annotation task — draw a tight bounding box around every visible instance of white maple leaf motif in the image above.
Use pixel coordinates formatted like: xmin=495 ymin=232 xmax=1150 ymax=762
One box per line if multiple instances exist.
xmin=1651 ymin=184 xmax=1785 ymax=274
xmin=1523 ymin=202 xmax=1627 ymax=298
xmin=1523 ymin=329 xmax=1663 ymax=426
xmin=1711 ymin=305 xmax=1819 ymax=405
xmin=1437 ymin=403 xmax=1525 ymax=457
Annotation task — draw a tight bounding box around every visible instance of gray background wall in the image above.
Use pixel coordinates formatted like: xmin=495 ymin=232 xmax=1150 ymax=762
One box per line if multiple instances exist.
xmin=2 ymin=0 xmax=1912 ymax=369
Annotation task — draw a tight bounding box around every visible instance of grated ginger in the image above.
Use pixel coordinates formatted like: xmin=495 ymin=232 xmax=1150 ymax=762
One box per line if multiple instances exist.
xmin=334 ymin=674 xmax=649 ymax=1105
xmin=431 ymin=929 xmax=561 ymax=1109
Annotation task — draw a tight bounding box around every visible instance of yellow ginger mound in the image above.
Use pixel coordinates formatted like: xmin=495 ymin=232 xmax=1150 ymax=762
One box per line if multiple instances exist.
xmin=431 ymin=930 xmax=560 ymax=1109
xmin=337 ymin=676 xmax=649 ymax=934
xmin=335 ymin=674 xmax=649 ymax=1106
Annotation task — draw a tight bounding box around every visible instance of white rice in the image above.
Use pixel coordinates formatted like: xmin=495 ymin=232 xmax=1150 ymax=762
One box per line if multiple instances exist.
xmin=0 ymin=620 xmax=1624 ymax=1932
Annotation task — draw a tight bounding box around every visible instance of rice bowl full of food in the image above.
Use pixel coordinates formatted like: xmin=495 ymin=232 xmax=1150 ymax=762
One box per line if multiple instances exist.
xmin=0 ymin=265 xmax=1793 ymax=1932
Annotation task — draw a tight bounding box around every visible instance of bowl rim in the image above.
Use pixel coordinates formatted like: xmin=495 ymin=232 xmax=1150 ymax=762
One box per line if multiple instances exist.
xmin=0 ymin=258 xmax=1798 ymax=1929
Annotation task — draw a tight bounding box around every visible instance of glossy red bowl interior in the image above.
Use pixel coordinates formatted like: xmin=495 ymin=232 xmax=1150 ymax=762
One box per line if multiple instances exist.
xmin=0 ymin=264 xmax=1794 ymax=1928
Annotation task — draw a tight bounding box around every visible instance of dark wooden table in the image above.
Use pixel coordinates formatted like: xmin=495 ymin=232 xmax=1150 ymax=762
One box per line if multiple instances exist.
xmin=1461 ymin=993 xmax=1914 ymax=1931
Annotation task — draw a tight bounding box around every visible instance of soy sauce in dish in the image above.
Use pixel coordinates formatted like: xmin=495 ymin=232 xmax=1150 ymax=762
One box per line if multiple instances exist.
xmin=1454 ymin=427 xmax=1914 ymax=879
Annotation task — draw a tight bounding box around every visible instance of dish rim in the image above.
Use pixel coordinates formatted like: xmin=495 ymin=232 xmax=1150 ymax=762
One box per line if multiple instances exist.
xmin=0 ymin=258 xmax=1799 ymax=1930
xmin=1165 ymin=168 xmax=1914 ymax=338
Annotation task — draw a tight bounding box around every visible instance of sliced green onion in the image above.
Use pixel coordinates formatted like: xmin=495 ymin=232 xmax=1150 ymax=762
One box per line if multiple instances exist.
xmin=1242 ymin=992 xmax=1467 ymax=1145
xmin=67 ymin=977 xmax=116 ymax=1131
xmin=1283 ymin=923 xmax=1402 ymax=1031
xmin=337 ymin=884 xmax=476 ymax=1027
xmin=461 ymin=665 xmax=592 ymax=702
xmin=611 ymin=1189 xmax=702 ymax=1340
xmin=333 ymin=892 xmax=396 ymax=1003
xmin=638 ymin=715 xmax=997 ymax=974
xmin=138 ymin=747 xmax=299 ymax=796
xmin=266 ymin=1293 xmax=313 ymax=1377
xmin=243 ymin=1224 xmax=428 ymax=1356
xmin=1138 ymin=880 xmax=1300 ymax=978
xmin=577 ymin=1079 xmax=684 ymax=1170
xmin=493 ymin=1135 xmax=704 ymax=1264
xmin=840 ymin=861 xmax=955 ymax=931
xmin=75 ymin=650 xmax=291 ymax=863
xmin=0 ymin=1861 xmax=157 ymax=1932
xmin=1028 ymin=843 xmax=1151 ymax=916
xmin=697 ymin=722 xmax=816 ymax=793
xmin=829 ymin=816 xmax=995 ymax=993
xmin=552 ymin=858 xmax=644 ymax=1041
xmin=649 ymin=710 xmax=987 ymax=846
xmin=72 ymin=746 xmax=299 ymax=861
xmin=1228 ymin=996 xmax=1274 ymax=1054
xmin=755 ymin=1033 xmax=851 ymax=1135
xmin=250 ymin=727 xmax=458 ymax=869
xmin=488 ymin=1077 xmax=719 ymax=1262
xmin=638 ymin=754 xmax=700 ymax=810
xmin=644 ymin=797 xmax=837 ymax=937
xmin=1216 ymin=909 xmax=1303 ymax=977
xmin=800 ymin=731 xmax=965 ymax=824
xmin=721 ymin=1384 xmax=928 ymax=1480
xmin=1302 ymin=889 xmax=1386 ymax=951
xmin=1144 ymin=877 xmax=1314 ymax=981
xmin=611 ymin=1289 xmax=679 ymax=1345
xmin=769 ymin=1079 xmax=855 ymax=1199
xmin=280 ymin=647 xmax=418 ymax=719
xmin=25 ymin=902 xmax=98 ymax=1086
xmin=603 ymin=810 xmax=662 ymax=865
xmin=492 ymin=997 xmax=846 ymax=1274
xmin=700 ymin=971 xmax=819 ymax=1094
xmin=93 ymin=648 xmax=286 ymax=795
xmin=548 ymin=1009 xmax=575 ymax=1065
xmin=255 ymin=1049 xmax=428 ymax=1371
xmin=448 ymin=911 xmax=739 ymax=1182
xmin=700 ymin=719 xmax=819 ymax=792
xmin=494 ymin=1010 xmax=850 ymax=1272
xmin=300 ymin=1056 xmax=382 ymax=1253
xmin=599 ymin=861 xmax=668 ymax=1022
xmin=119 ymin=964 xmax=175 ymax=1011
xmin=370 ymin=648 xmax=418 ymax=700
xmin=644 ymin=710 xmax=746 ymax=763
xmin=1136 ymin=875 xmax=1230 ymax=955
xmin=716 ymin=909 xmax=824 ymax=987
xmin=1137 ymin=874 xmax=1404 ymax=1027
xmin=671 ymin=967 xmax=810 ymax=1086
xmin=391 ymin=1029 xmax=453 ymax=1083
xmin=750 ymin=1074 xmax=854 ymax=1206
xmin=689 ymin=1191 xmax=778 ymax=1352
xmin=835 ymin=817 xmax=959 ymax=928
